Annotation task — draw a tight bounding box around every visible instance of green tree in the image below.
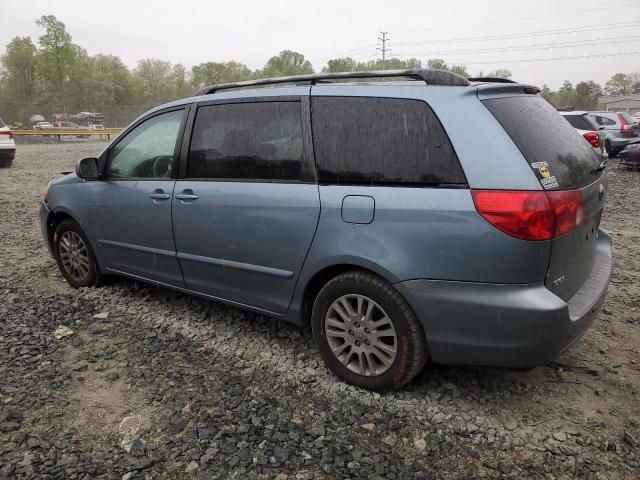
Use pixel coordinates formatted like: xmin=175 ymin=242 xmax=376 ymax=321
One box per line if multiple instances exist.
xmin=427 ymin=58 xmax=448 ymax=70
xmin=604 ymin=73 xmax=632 ymax=95
xmin=190 ymin=61 xmax=252 ymax=89
xmin=35 ymin=15 xmax=78 ymax=103
xmin=134 ymin=59 xmax=175 ymax=105
xmin=83 ymin=54 xmax=136 ymax=105
xmin=449 ymin=64 xmax=468 ymax=77
xmin=486 ymin=69 xmax=512 ymax=79
xmin=574 ymin=80 xmax=601 ymax=110
xmin=0 ymin=37 xmax=39 ymax=104
xmin=260 ymin=50 xmax=313 ymax=77
xmin=322 ymin=57 xmax=358 ymax=73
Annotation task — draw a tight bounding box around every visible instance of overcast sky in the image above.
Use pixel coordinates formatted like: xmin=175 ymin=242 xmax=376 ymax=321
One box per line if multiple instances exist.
xmin=1 ymin=0 xmax=639 ymax=89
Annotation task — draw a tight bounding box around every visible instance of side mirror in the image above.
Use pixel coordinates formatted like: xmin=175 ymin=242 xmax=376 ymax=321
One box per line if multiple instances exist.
xmin=76 ymin=157 xmax=100 ymax=180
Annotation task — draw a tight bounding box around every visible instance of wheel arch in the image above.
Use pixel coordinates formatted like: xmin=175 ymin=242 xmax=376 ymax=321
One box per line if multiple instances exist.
xmin=298 ymin=261 xmax=400 ymax=326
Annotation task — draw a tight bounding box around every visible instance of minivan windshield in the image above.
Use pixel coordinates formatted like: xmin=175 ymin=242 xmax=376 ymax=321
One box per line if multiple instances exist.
xmin=483 ymin=95 xmax=600 ymax=190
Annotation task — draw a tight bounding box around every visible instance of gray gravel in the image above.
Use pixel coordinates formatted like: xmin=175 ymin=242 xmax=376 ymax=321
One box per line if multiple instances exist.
xmin=1 ymin=142 xmax=639 ymax=479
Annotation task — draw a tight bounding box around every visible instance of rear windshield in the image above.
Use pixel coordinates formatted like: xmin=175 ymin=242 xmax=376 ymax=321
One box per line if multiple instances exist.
xmin=562 ymin=114 xmax=597 ymax=131
xmin=483 ymin=95 xmax=600 ymax=190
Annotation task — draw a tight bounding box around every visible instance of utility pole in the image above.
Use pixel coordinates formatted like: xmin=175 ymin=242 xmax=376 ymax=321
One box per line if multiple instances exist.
xmin=377 ymin=31 xmax=390 ymax=63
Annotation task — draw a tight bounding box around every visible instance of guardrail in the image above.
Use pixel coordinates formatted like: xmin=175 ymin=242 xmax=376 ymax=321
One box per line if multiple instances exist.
xmin=13 ymin=129 xmax=123 ymax=140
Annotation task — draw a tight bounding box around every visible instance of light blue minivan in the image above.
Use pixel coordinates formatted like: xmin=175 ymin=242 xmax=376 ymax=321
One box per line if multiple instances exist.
xmin=40 ymin=70 xmax=612 ymax=390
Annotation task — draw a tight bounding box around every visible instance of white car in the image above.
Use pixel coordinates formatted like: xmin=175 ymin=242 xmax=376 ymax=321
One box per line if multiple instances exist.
xmin=34 ymin=121 xmax=54 ymax=130
xmin=559 ymin=111 xmax=607 ymax=160
xmin=0 ymin=117 xmax=16 ymax=168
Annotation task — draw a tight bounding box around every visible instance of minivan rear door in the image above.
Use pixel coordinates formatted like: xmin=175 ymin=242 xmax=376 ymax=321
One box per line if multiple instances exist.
xmin=172 ymin=95 xmax=320 ymax=314
xmin=482 ymin=93 xmax=606 ymax=301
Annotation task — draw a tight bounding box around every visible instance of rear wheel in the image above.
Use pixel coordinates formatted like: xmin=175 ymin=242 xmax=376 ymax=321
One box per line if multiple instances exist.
xmin=53 ymin=219 xmax=103 ymax=288
xmin=311 ymin=270 xmax=427 ymax=390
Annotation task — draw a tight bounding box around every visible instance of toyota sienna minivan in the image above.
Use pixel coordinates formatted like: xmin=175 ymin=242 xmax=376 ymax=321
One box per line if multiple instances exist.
xmin=40 ymin=70 xmax=612 ymax=390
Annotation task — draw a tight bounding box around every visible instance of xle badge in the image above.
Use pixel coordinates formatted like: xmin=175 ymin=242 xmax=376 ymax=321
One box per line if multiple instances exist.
xmin=531 ymin=161 xmax=559 ymax=190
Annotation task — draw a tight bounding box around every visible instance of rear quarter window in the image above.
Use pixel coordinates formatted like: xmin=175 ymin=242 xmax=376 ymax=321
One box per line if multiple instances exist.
xmin=563 ymin=114 xmax=597 ymax=131
xmin=483 ymin=96 xmax=600 ymax=190
xmin=311 ymin=97 xmax=466 ymax=186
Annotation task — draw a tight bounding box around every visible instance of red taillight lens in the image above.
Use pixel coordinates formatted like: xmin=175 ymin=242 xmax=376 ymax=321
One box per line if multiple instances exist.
xmin=0 ymin=130 xmax=13 ymax=140
xmin=583 ymin=131 xmax=600 ymax=148
xmin=471 ymin=189 xmax=584 ymax=241
xmin=617 ymin=112 xmax=628 ymax=133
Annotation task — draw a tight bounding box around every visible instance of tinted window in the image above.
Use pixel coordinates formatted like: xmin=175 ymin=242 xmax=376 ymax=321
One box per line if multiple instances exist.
xmin=563 ymin=114 xmax=597 ymax=131
xmin=593 ymin=115 xmax=615 ymax=126
xmin=483 ymin=96 xmax=599 ymax=190
xmin=107 ymin=110 xmax=183 ymax=179
xmin=311 ymin=97 xmax=466 ymax=186
xmin=188 ymin=102 xmax=306 ymax=181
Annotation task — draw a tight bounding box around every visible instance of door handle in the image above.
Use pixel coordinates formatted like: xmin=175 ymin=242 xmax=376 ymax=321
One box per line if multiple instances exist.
xmin=175 ymin=193 xmax=199 ymax=201
xmin=149 ymin=192 xmax=170 ymax=200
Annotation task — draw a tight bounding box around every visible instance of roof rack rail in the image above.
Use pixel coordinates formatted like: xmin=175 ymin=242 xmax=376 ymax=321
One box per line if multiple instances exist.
xmin=193 ymin=69 xmax=470 ymax=96
xmin=467 ymin=77 xmax=517 ymax=84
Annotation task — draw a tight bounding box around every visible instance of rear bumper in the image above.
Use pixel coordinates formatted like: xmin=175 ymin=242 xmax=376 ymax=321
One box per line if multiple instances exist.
xmin=395 ymin=231 xmax=612 ymax=368
xmin=0 ymin=148 xmax=15 ymax=161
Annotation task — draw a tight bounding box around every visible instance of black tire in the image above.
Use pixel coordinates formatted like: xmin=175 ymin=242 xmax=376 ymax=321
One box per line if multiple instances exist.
xmin=52 ymin=219 xmax=103 ymax=288
xmin=0 ymin=158 xmax=12 ymax=168
xmin=311 ymin=270 xmax=428 ymax=390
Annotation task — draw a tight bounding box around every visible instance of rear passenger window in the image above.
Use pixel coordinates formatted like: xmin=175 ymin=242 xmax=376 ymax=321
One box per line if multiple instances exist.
xmin=311 ymin=97 xmax=466 ymax=186
xmin=188 ymin=102 xmax=308 ymax=181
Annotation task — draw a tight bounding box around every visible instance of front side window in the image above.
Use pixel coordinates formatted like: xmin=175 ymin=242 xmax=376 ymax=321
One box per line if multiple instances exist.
xmin=311 ymin=97 xmax=466 ymax=186
xmin=188 ymin=101 xmax=306 ymax=181
xmin=107 ymin=109 xmax=184 ymax=179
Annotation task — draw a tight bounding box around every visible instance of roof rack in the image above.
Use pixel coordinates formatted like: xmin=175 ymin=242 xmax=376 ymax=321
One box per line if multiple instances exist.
xmin=193 ymin=69 xmax=470 ymax=96
xmin=467 ymin=77 xmax=517 ymax=84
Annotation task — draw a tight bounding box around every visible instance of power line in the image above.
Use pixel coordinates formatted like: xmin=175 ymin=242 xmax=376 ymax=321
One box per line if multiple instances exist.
xmin=391 ymin=20 xmax=640 ymax=47
xmin=441 ymin=50 xmax=640 ymax=66
xmin=392 ymin=34 xmax=640 ymax=57
xmin=391 ymin=1 xmax=640 ymax=37
xmin=377 ymin=32 xmax=390 ymax=62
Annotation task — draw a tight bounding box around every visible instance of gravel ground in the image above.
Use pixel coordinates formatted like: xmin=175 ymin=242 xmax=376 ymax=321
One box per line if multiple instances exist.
xmin=1 ymin=142 xmax=639 ymax=479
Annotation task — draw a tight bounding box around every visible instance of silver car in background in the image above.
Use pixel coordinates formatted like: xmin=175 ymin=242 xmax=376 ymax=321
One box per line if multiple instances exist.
xmin=588 ymin=111 xmax=639 ymax=157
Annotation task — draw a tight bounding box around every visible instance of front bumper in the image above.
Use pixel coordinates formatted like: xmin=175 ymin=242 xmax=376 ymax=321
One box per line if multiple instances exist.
xmin=395 ymin=231 xmax=612 ymax=368
xmin=40 ymin=200 xmax=54 ymax=256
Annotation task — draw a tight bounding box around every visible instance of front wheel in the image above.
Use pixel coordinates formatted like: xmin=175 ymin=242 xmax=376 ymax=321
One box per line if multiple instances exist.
xmin=52 ymin=219 xmax=103 ymax=288
xmin=312 ymin=271 xmax=428 ymax=390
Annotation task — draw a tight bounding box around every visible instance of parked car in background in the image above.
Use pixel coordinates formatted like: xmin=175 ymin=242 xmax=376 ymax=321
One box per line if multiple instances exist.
xmin=34 ymin=121 xmax=55 ymax=130
xmin=0 ymin=117 xmax=16 ymax=168
xmin=52 ymin=121 xmax=80 ymax=129
xmin=559 ymin=111 xmax=606 ymax=160
xmin=632 ymin=112 xmax=640 ymax=123
xmin=588 ymin=111 xmax=640 ymax=156
xmin=40 ymin=70 xmax=612 ymax=390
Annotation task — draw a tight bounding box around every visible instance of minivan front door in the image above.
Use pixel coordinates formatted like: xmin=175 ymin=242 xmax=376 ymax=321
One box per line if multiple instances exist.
xmin=91 ymin=108 xmax=186 ymax=286
xmin=172 ymin=99 xmax=320 ymax=313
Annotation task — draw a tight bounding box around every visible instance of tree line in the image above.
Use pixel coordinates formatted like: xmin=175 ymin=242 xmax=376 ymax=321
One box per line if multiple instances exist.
xmin=1 ymin=15 xmax=639 ymax=126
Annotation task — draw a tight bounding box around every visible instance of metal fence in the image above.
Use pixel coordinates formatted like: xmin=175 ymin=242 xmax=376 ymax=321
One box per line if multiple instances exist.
xmin=0 ymin=102 xmax=148 ymax=128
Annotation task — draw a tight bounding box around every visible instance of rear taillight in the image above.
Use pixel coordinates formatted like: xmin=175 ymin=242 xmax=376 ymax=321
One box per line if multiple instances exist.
xmin=471 ymin=189 xmax=585 ymax=241
xmin=583 ymin=131 xmax=600 ymax=148
xmin=0 ymin=130 xmax=13 ymax=140
xmin=617 ymin=112 xmax=628 ymax=134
